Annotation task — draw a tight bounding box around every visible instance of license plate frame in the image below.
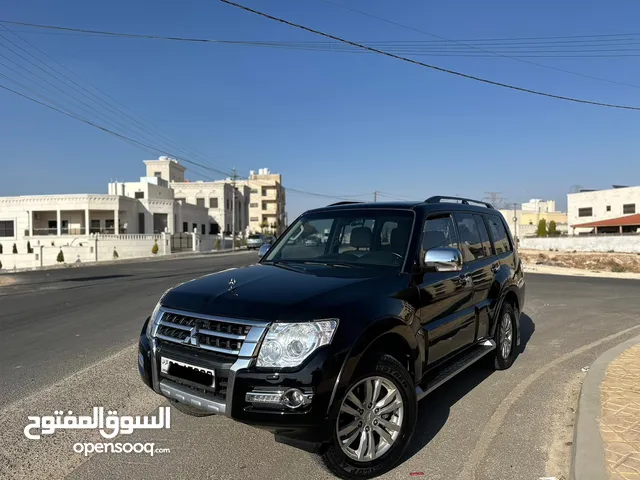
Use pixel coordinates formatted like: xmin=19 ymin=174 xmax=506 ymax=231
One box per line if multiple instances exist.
xmin=160 ymin=356 xmax=216 ymax=389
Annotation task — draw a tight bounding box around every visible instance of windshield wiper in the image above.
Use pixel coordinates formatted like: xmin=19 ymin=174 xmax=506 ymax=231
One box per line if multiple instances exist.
xmin=292 ymin=260 xmax=364 ymax=269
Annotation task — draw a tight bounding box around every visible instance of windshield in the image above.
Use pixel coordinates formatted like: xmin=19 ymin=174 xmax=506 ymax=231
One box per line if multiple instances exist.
xmin=263 ymin=209 xmax=414 ymax=268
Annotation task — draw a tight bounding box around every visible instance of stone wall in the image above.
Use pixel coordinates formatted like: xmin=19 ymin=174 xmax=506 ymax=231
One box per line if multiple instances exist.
xmin=520 ymin=235 xmax=640 ymax=253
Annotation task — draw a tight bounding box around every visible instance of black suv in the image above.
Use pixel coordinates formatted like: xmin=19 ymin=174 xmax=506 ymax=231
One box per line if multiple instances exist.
xmin=138 ymin=196 xmax=525 ymax=479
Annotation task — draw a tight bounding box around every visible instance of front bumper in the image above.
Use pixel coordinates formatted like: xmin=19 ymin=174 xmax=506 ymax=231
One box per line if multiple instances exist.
xmin=138 ymin=317 xmax=341 ymax=450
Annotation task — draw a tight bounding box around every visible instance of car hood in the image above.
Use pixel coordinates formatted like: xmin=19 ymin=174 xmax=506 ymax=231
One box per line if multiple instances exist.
xmin=160 ymin=263 xmax=394 ymax=322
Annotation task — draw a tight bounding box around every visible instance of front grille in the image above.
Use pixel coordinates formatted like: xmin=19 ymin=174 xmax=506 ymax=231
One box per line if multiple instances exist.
xmin=153 ymin=308 xmax=267 ymax=357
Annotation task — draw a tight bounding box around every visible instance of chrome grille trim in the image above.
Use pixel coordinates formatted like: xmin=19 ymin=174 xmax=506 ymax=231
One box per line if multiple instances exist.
xmin=153 ymin=308 xmax=268 ymax=357
xmin=160 ymin=307 xmax=270 ymax=327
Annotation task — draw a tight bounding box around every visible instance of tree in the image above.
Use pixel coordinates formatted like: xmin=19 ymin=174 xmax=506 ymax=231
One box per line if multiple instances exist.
xmin=12 ymin=243 xmax=17 ymax=254
xmin=27 ymin=241 xmax=33 ymax=254
xmin=548 ymin=220 xmax=557 ymax=236
xmin=113 ymin=247 xmax=119 ymax=259
xmin=56 ymin=250 xmax=65 ymax=263
xmin=537 ymin=219 xmax=547 ymax=237
xmin=151 ymin=241 xmax=159 ymax=255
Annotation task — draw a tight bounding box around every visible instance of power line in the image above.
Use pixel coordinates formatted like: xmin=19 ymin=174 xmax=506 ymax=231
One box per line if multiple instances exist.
xmin=0 ymin=24 xmax=237 ymax=178
xmin=319 ymin=0 xmax=640 ymax=89
xmin=220 ymin=0 xmax=640 ymax=111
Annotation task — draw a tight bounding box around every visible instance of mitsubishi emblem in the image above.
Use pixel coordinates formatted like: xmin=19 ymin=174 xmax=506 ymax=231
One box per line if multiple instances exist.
xmin=183 ymin=325 xmax=199 ymax=347
xmin=228 ymin=278 xmax=237 ymax=291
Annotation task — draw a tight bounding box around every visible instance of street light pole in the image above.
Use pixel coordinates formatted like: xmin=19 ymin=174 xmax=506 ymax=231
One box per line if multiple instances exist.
xmin=231 ymin=167 xmax=237 ymax=252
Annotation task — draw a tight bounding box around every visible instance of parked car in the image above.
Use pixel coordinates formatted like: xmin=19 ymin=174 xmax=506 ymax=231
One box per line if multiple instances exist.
xmin=138 ymin=196 xmax=525 ymax=479
xmin=246 ymin=234 xmax=266 ymax=250
xmin=304 ymin=235 xmax=320 ymax=247
xmin=266 ymin=235 xmax=277 ymax=244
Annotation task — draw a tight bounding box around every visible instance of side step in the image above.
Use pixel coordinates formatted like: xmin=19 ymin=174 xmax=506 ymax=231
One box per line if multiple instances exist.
xmin=415 ymin=339 xmax=496 ymax=401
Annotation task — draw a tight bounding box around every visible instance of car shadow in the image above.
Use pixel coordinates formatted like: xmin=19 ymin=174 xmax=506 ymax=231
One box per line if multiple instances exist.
xmin=399 ymin=312 xmax=536 ymax=464
xmin=62 ymin=274 xmax=133 ymax=282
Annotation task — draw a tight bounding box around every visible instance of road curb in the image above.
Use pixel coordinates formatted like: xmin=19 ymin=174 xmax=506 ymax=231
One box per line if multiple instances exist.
xmin=0 ymin=248 xmax=251 ymax=275
xmin=571 ymin=333 xmax=640 ymax=480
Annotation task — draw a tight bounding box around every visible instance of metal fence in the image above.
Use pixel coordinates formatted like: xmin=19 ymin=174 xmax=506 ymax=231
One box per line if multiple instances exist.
xmin=171 ymin=233 xmax=193 ymax=252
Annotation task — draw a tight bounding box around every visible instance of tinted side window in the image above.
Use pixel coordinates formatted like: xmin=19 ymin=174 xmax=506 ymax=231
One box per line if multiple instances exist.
xmin=473 ymin=214 xmax=493 ymax=257
xmin=486 ymin=215 xmax=512 ymax=254
xmin=453 ymin=213 xmax=486 ymax=262
xmin=422 ymin=215 xmax=458 ymax=252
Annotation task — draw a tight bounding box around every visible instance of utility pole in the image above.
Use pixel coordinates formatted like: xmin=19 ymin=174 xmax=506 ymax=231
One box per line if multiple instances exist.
xmin=374 ymin=191 xmax=378 ymax=202
xmin=231 ymin=167 xmax=237 ymax=252
xmin=511 ymin=202 xmax=519 ymax=247
xmin=484 ymin=192 xmax=506 ymax=209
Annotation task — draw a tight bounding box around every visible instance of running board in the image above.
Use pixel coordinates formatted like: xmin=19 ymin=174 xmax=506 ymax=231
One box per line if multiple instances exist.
xmin=416 ymin=339 xmax=496 ymax=401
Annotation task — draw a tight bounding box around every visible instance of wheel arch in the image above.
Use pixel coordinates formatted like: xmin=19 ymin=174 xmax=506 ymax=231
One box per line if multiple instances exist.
xmin=490 ymin=286 xmax=521 ymax=344
xmin=325 ymin=317 xmax=419 ymax=419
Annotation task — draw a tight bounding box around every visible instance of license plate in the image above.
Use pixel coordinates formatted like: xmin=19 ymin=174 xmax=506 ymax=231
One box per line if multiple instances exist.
xmin=160 ymin=357 xmax=215 ymax=388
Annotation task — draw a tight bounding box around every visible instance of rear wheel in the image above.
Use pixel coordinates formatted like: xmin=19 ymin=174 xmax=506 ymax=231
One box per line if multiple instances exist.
xmin=492 ymin=302 xmax=517 ymax=370
xmin=319 ymin=354 xmax=416 ymax=479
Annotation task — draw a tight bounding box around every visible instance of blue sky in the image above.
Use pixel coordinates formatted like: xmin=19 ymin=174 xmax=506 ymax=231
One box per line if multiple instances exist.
xmin=2 ymin=0 xmax=639 ymax=219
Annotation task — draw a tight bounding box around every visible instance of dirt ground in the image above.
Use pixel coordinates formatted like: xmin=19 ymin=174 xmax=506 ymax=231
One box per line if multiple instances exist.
xmin=519 ymin=249 xmax=640 ymax=274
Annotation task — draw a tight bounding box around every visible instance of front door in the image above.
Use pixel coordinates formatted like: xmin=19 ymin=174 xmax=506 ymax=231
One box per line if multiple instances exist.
xmin=418 ymin=213 xmax=476 ymax=366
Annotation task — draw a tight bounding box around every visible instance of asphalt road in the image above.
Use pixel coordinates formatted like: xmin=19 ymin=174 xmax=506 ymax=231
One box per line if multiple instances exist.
xmin=1 ymin=255 xmax=640 ymax=480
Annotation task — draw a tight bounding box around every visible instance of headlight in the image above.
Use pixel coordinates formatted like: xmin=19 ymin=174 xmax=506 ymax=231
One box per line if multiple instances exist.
xmin=257 ymin=319 xmax=338 ymax=368
xmin=146 ymin=302 xmax=163 ymax=338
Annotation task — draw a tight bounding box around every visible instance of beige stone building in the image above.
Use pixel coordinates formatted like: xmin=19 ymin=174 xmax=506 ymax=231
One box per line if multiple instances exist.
xmin=498 ymin=198 xmax=568 ymax=239
xmin=568 ymin=185 xmax=640 ymax=235
xmin=237 ymin=168 xmax=286 ymax=235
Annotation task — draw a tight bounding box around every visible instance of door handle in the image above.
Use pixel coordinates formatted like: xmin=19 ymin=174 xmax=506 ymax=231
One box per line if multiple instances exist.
xmin=491 ymin=263 xmax=500 ymax=273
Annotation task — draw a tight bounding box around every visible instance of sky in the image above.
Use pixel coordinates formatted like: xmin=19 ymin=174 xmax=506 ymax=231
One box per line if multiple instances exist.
xmin=1 ymin=0 xmax=640 ymax=220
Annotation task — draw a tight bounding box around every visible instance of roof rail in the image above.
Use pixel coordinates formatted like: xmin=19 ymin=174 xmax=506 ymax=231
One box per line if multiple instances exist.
xmin=425 ymin=196 xmax=494 ymax=209
xmin=327 ymin=201 xmax=363 ymax=206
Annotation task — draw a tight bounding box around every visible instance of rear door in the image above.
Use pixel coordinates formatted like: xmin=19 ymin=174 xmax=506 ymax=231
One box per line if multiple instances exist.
xmin=418 ymin=213 xmax=476 ymax=365
xmin=452 ymin=212 xmax=498 ymax=341
xmin=485 ymin=213 xmax=517 ymax=320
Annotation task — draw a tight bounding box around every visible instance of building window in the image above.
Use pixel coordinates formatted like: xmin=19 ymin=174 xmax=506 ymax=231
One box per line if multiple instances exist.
xmin=578 ymin=208 xmax=592 ymax=217
xmin=606 ymin=205 xmax=611 ymax=212
xmin=262 ymin=203 xmax=267 ymax=210
xmin=250 ymin=217 xmax=259 ymax=222
xmin=623 ymin=204 xmax=636 ymax=214
xmin=250 ymin=203 xmax=258 ymax=208
xmin=105 ymin=219 xmax=114 ymax=233
xmin=154 ymin=172 xmax=162 ymax=178
xmin=192 ymin=223 xmax=197 ymax=232
xmin=138 ymin=213 xmax=145 ymax=234
xmin=250 ymin=189 xmax=258 ymax=194
xmin=134 ymin=191 xmax=144 ymax=199
xmin=201 ymin=224 xmax=206 ymax=235
xmin=0 ymin=220 xmax=15 ymax=237
xmin=90 ymin=219 xmax=100 ymax=234
xmin=175 ymin=197 xmax=185 ymax=203
xmin=183 ymin=222 xmax=188 ymax=233
xmin=262 ymin=189 xmax=267 ymax=196
xmin=209 ymin=223 xmax=219 ymax=235
xmin=226 ymin=200 xmax=230 ymax=210
xmin=196 ymin=198 xmax=205 ymax=208
xmin=209 ymin=198 xmax=218 ymax=208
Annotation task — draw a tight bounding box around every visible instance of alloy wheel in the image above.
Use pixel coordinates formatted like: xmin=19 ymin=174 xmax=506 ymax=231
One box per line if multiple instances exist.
xmin=336 ymin=376 xmax=404 ymax=462
xmin=500 ymin=312 xmax=513 ymax=359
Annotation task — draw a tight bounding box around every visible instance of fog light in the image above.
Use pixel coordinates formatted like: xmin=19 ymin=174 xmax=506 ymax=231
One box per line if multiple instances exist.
xmin=245 ymin=388 xmax=313 ymax=409
xmin=282 ymin=389 xmax=305 ymax=409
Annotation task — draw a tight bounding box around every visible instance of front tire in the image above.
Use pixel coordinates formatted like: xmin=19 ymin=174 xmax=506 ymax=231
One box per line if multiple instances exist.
xmin=319 ymin=354 xmax=417 ymax=479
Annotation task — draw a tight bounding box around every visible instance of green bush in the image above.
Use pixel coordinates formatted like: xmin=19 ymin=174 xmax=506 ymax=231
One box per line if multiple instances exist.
xmin=152 ymin=242 xmax=159 ymax=255
xmin=113 ymin=248 xmax=119 ymax=259
xmin=234 ymin=238 xmax=240 ymax=248
xmin=537 ymin=219 xmax=547 ymax=237
xmin=214 ymin=237 xmax=220 ymax=250
xmin=56 ymin=250 xmax=64 ymax=263
xmin=12 ymin=243 xmax=17 ymax=254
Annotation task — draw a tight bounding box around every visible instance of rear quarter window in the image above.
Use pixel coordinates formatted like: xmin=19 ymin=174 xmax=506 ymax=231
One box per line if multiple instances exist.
xmin=486 ymin=214 xmax=512 ymax=254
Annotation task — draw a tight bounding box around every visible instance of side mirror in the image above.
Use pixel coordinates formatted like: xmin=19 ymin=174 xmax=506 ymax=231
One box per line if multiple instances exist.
xmin=258 ymin=243 xmax=272 ymax=258
xmin=424 ymin=247 xmax=463 ymax=272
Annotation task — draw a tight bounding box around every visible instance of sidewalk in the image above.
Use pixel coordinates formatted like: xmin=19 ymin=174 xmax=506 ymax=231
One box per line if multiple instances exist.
xmin=573 ymin=335 xmax=640 ymax=479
